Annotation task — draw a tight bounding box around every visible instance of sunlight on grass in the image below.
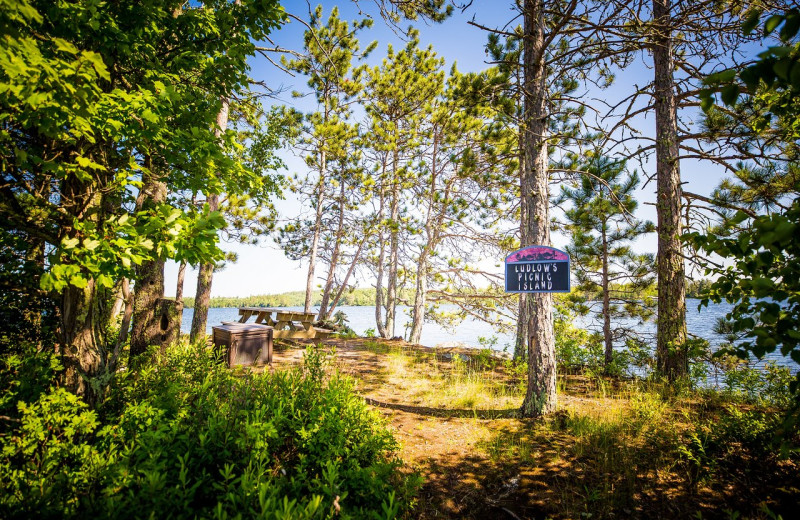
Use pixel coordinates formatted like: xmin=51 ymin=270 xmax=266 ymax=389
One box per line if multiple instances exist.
xmin=368 ymin=346 xmax=524 ymax=410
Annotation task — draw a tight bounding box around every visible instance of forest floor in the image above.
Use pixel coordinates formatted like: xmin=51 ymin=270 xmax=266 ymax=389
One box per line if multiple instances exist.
xmin=268 ymin=337 xmax=799 ymax=520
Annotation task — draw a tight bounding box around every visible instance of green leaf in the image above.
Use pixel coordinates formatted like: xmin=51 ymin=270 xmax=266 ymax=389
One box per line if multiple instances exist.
xmin=40 ymin=273 xmax=58 ymax=292
xmin=84 ymin=51 xmax=110 ymax=81
xmin=700 ymin=93 xmax=714 ymax=112
xmin=97 ymin=274 xmax=113 ymax=288
xmin=742 ymin=9 xmax=762 ymax=36
xmin=780 ymin=11 xmax=800 ymax=42
xmin=70 ymin=274 xmax=88 ymax=289
xmin=709 ymin=68 xmax=737 ymax=84
xmin=720 ymin=84 xmax=740 ymax=106
xmin=773 ymin=57 xmax=792 ymax=80
xmin=62 ymin=237 xmax=79 ymax=249
xmin=83 ymin=238 xmax=100 ymax=250
xmin=764 ymin=14 xmax=784 ymax=36
xmin=739 ymin=66 xmax=759 ymax=92
xmin=790 ymin=60 xmax=800 ymax=90
xmin=52 ymin=38 xmax=79 ymax=55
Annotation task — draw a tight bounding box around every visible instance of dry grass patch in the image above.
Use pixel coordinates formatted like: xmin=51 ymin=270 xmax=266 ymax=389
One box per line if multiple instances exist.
xmin=284 ymin=338 xmax=800 ymax=519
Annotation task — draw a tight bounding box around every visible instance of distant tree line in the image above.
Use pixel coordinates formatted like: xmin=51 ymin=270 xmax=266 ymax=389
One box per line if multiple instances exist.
xmin=179 ymin=279 xmax=719 ymax=310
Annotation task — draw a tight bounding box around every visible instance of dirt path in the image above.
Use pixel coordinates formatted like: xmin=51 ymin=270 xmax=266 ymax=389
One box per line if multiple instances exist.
xmin=268 ymin=337 xmax=800 ymax=520
xmin=269 ymin=339 xmax=585 ymax=519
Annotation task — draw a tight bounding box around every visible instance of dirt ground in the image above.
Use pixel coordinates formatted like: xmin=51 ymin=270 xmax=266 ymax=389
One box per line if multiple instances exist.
xmin=268 ymin=337 xmax=800 ymax=520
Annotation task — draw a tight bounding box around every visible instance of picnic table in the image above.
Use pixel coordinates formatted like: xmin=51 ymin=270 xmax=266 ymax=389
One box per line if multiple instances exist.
xmin=236 ymin=307 xmax=333 ymax=340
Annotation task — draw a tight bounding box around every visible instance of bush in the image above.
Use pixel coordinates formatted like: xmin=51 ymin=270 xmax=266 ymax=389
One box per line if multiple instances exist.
xmin=0 ymin=344 xmax=415 ymax=519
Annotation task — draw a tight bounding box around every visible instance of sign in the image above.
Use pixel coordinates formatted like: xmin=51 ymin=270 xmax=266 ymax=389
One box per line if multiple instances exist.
xmin=505 ymin=246 xmax=570 ymax=293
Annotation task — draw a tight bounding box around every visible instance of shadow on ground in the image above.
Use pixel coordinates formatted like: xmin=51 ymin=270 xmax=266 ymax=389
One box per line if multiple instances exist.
xmin=364 ymin=397 xmax=518 ymax=420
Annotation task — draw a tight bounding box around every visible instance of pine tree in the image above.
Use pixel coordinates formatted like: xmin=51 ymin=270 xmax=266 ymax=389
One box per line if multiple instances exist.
xmin=363 ymin=30 xmax=444 ymax=338
xmin=406 ymin=67 xmax=516 ymax=344
xmin=472 ymin=0 xmax=623 ymax=416
xmin=557 ymin=154 xmax=655 ymax=372
xmin=595 ymin=0 xmax=771 ymax=380
xmin=279 ymin=6 xmax=374 ymax=315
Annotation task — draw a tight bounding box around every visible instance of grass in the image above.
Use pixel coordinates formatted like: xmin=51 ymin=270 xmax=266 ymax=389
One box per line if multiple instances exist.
xmin=329 ymin=339 xmax=800 ymax=519
xmin=361 ymin=340 xmax=524 ymax=411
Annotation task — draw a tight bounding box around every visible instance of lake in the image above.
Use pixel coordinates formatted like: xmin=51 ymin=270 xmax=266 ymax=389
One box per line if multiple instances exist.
xmin=181 ymin=300 xmax=797 ymax=372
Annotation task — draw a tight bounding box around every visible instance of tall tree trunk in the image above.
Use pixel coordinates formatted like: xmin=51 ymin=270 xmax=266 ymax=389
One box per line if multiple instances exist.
xmin=385 ymin=150 xmax=400 ymax=338
xmin=319 ymin=179 xmax=346 ymax=321
xmin=515 ymin=294 xmax=528 ymax=360
xmin=129 ymin=257 xmax=166 ymax=358
xmin=190 ymin=99 xmax=229 ymax=342
xmin=652 ymin=0 xmax=687 ymax=380
xmin=189 ymin=194 xmax=217 ymax=342
xmin=601 ymin=227 xmax=612 ymax=369
xmin=329 ymin=238 xmax=365 ymax=317
xmin=109 ymin=280 xmax=125 ymax=322
xmin=374 ymin=183 xmax=388 ymax=338
xmin=305 ymin=90 xmax=333 ymax=315
xmin=130 ymin=158 xmax=167 ymax=358
xmin=175 ymin=260 xmax=186 ymax=324
xmin=60 ymin=280 xmax=103 ymax=405
xmin=409 ymin=134 xmax=439 ymax=345
xmin=176 ymin=194 xmax=194 ymax=326
xmin=58 ymin=174 xmax=107 ymax=405
xmin=408 ymin=249 xmax=428 ymax=344
xmin=520 ymin=0 xmax=557 ymax=417
xmin=304 ymin=153 xmax=326 ymax=314
xmin=514 ymin=93 xmax=528 ymax=362
xmin=115 ymin=278 xmax=133 ymax=356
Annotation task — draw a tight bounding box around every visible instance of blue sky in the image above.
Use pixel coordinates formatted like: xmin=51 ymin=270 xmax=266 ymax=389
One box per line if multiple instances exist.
xmin=165 ymin=0 xmax=736 ymax=298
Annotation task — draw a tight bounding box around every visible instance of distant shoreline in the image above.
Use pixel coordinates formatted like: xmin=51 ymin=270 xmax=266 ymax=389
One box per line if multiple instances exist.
xmin=181 ymin=288 xmax=403 ymax=309
xmin=181 ymin=280 xmax=712 ymax=309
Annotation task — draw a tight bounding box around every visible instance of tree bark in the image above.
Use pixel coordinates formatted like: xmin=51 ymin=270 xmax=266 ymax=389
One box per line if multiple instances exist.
xmin=190 ymin=99 xmax=229 ymax=342
xmin=109 ymin=280 xmax=125 ymax=322
xmin=189 ymin=204 xmax=216 ymax=342
xmin=130 ymin=160 xmax=167 ymax=358
xmin=304 ymin=152 xmax=326 ymax=314
xmin=115 ymin=278 xmax=133 ymax=355
xmin=385 ymin=149 xmax=401 ymax=338
xmin=23 ymin=238 xmax=46 ymax=346
xmin=60 ymin=280 xmax=103 ymax=405
xmin=602 ymin=227 xmax=612 ymax=369
xmin=408 ymin=249 xmax=428 ymax=344
xmin=514 ymin=118 xmax=528 ymax=361
xmin=175 ymin=260 xmax=186 ymax=324
xmin=520 ymin=0 xmax=557 ymax=418
xmin=58 ymin=175 xmax=107 ymax=406
xmin=319 ymin=179 xmax=346 ymax=321
xmin=652 ymin=0 xmax=688 ymax=380
xmin=130 ymin=257 xmax=166 ymax=357
xmin=374 ymin=169 xmax=388 ymax=338
xmin=329 ymin=238 xmax=365 ymax=317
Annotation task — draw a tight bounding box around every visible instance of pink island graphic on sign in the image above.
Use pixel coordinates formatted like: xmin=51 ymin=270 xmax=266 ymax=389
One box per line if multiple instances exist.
xmin=505 ymin=246 xmax=571 ymax=293
xmin=505 ymin=246 xmax=569 ymax=263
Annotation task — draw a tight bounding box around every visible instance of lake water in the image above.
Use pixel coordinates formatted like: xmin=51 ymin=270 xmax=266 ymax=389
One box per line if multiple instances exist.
xmin=181 ymin=300 xmax=797 ymax=372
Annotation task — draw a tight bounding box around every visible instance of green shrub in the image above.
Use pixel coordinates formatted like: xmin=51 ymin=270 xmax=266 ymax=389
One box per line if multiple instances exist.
xmin=0 ymin=345 xmax=63 ymax=417
xmin=554 ymin=319 xmax=602 ymax=373
xmin=707 ymin=356 xmax=796 ymax=408
xmin=0 ymin=344 xmax=415 ymax=519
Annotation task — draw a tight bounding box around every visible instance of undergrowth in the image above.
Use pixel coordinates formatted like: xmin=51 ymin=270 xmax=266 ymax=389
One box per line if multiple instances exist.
xmin=0 ymin=343 xmax=416 ymax=519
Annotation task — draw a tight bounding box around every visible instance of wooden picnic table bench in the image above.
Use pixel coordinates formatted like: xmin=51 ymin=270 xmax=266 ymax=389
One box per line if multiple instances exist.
xmin=237 ymin=307 xmax=333 ymax=340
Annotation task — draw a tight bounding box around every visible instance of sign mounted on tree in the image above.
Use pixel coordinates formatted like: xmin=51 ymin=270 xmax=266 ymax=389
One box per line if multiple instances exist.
xmin=505 ymin=246 xmax=570 ymax=293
